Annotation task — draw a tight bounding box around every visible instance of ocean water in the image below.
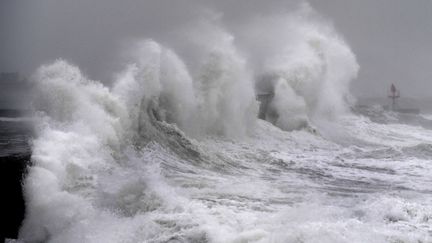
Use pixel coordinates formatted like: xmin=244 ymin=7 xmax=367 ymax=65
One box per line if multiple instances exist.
xmin=17 ymin=5 xmax=432 ymax=243
xmin=0 ymin=118 xmax=32 ymax=157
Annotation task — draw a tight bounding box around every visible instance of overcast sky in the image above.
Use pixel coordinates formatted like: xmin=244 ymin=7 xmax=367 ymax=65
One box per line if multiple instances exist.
xmin=1 ymin=0 xmax=432 ymax=99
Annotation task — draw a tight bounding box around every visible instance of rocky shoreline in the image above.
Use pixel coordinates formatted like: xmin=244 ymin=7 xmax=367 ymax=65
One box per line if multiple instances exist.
xmin=0 ymin=153 xmax=31 ymax=241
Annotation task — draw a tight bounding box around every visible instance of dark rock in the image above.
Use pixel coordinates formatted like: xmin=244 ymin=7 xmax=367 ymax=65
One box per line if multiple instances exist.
xmin=0 ymin=153 xmax=31 ymax=240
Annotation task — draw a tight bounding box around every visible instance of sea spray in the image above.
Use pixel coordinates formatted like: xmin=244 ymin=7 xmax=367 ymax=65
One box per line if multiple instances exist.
xmin=18 ymin=5 xmax=417 ymax=243
xmin=115 ymin=30 xmax=258 ymax=138
xmin=113 ymin=40 xmax=197 ymax=138
xmin=20 ymin=61 xmax=125 ymax=242
xmin=20 ymin=31 xmax=260 ymax=241
xmin=183 ymin=17 xmax=258 ymax=137
xmin=240 ymin=3 xmax=359 ymax=130
xmin=270 ymin=78 xmax=309 ymax=131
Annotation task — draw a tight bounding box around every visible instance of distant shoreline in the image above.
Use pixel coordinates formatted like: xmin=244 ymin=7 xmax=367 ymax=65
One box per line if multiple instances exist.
xmin=0 ymin=109 xmax=31 ymax=118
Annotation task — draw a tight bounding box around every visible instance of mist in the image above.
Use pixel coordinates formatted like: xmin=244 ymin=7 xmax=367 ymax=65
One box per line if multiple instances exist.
xmin=1 ymin=0 xmax=432 ymax=99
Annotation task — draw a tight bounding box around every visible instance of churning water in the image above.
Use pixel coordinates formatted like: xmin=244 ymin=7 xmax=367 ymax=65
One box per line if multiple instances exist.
xmin=18 ymin=5 xmax=432 ymax=243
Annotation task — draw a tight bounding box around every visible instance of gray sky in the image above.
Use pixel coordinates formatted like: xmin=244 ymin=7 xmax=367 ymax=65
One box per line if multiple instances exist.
xmin=1 ymin=0 xmax=432 ymax=100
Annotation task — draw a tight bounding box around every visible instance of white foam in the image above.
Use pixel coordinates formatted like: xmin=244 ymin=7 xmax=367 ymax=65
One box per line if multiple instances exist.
xmin=19 ymin=5 xmax=432 ymax=243
xmin=239 ymin=3 xmax=359 ymax=130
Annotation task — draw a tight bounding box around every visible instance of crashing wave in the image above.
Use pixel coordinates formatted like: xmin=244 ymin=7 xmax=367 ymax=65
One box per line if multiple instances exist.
xmin=18 ymin=5 xmax=376 ymax=243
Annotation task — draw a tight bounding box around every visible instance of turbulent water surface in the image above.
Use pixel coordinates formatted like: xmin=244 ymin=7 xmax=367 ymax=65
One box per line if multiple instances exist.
xmin=18 ymin=5 xmax=432 ymax=243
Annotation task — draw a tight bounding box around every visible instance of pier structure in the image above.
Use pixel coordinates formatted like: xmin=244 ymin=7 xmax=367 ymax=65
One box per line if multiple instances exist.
xmin=256 ymin=92 xmax=274 ymax=119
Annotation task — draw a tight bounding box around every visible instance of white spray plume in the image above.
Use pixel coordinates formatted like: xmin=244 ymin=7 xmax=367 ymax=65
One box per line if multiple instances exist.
xmin=240 ymin=3 xmax=359 ymax=130
xmin=270 ymin=78 xmax=309 ymax=131
xmin=113 ymin=40 xmax=197 ymax=135
xmin=20 ymin=5 xmax=362 ymax=241
xmin=183 ymin=16 xmax=259 ymax=137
